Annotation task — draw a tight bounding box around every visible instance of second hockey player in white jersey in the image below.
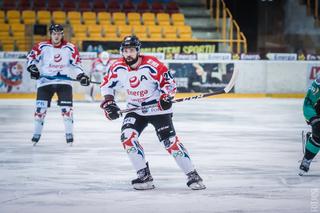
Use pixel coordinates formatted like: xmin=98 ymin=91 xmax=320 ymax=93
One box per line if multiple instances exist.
xmin=100 ymin=35 xmax=205 ymax=190
xmin=26 ymin=24 xmax=90 ymax=145
xmin=87 ymin=51 xmax=112 ymax=101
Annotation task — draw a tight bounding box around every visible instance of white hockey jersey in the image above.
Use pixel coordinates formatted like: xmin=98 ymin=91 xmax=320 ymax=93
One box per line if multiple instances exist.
xmin=100 ymin=55 xmax=177 ymax=116
xmin=27 ymin=40 xmax=84 ymax=88
xmin=91 ymin=58 xmax=112 ymax=75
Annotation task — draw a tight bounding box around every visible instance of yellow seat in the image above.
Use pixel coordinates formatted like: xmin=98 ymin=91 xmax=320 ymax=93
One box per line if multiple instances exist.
xmin=11 ymin=24 xmax=25 ymax=38
xmin=52 ymin=11 xmax=66 ymax=25
xmin=0 ymin=32 xmax=10 ymax=38
xmin=163 ymin=26 xmax=177 ymax=39
xmin=88 ymin=25 xmax=103 ymax=38
xmin=0 ymin=24 xmax=10 ymax=35
xmin=134 ymin=32 xmax=148 ymax=40
xmin=132 ymin=25 xmax=147 ymax=39
xmin=97 ymin=12 xmax=112 ymax=25
xmin=15 ymin=38 xmax=28 ymax=50
xmin=2 ymin=44 xmax=15 ymax=51
xmin=106 ymin=36 xmax=122 ymax=41
xmin=148 ymin=25 xmax=162 ymax=39
xmin=113 ymin=12 xmax=126 ymax=25
xmin=104 ymin=25 xmax=118 ymax=38
xmin=33 ymin=35 xmax=47 ymax=43
xmin=22 ymin=10 xmax=36 ymax=24
xmin=7 ymin=10 xmax=21 ymax=24
xmin=16 ymin=43 xmax=27 ymax=51
xmin=142 ymin=12 xmax=155 ymax=25
xmin=37 ymin=10 xmax=51 ymax=25
xmin=127 ymin=12 xmax=141 ymax=25
xmin=118 ymin=25 xmax=133 ymax=37
xmin=171 ymin=13 xmax=185 ymax=26
xmin=177 ymin=25 xmax=192 ymax=39
xmin=72 ymin=24 xmax=87 ymax=37
xmin=157 ymin=13 xmax=170 ymax=26
xmin=1 ymin=37 xmax=15 ymax=44
xmin=133 ymin=25 xmax=147 ymax=34
xmin=0 ymin=11 xmax=6 ymax=23
xmin=0 ymin=37 xmax=15 ymax=51
xmin=83 ymin=12 xmax=97 ymax=25
xmin=68 ymin=11 xmax=82 ymax=25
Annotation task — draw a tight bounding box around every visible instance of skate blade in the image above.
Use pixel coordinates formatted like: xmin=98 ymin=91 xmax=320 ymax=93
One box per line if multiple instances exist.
xmin=298 ymin=169 xmax=307 ymax=176
xmin=133 ymin=182 xmax=155 ymax=190
xmin=188 ymin=181 xmax=206 ymax=190
xmin=67 ymin=142 xmax=73 ymax=147
xmin=32 ymin=142 xmax=38 ymax=146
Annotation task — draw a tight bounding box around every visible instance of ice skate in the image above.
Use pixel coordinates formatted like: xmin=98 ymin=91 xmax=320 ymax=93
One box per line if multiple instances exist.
xmin=66 ymin=133 xmax=74 ymax=146
xmin=131 ymin=163 xmax=155 ymax=190
xmin=186 ymin=170 xmax=206 ymax=190
xmin=301 ymin=130 xmax=311 ymax=154
xmin=299 ymin=157 xmax=312 ymax=176
xmin=31 ymin=134 xmax=41 ymax=146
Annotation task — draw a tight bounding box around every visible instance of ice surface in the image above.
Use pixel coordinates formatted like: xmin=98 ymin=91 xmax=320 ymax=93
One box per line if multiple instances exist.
xmin=0 ymin=98 xmax=319 ymax=213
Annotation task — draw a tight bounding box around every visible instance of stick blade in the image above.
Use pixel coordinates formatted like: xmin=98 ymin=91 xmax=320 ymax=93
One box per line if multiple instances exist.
xmin=223 ymin=69 xmax=239 ymax=93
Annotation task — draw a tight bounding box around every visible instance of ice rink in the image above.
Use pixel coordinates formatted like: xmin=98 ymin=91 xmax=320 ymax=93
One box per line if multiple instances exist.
xmin=0 ymin=98 xmax=319 ymax=213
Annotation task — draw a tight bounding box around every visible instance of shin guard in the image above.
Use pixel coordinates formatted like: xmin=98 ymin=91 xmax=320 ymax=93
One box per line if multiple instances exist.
xmin=121 ymin=129 xmax=146 ymax=172
xmin=163 ymin=136 xmax=195 ymax=174
xmin=61 ymin=107 xmax=73 ymax=134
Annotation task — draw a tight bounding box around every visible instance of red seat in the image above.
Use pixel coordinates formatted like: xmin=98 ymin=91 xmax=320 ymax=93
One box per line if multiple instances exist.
xmin=48 ymin=0 xmax=62 ymax=11
xmin=166 ymin=1 xmax=179 ymax=13
xmin=151 ymin=1 xmax=164 ymax=13
xmin=3 ymin=0 xmax=17 ymax=10
xmin=107 ymin=0 xmax=121 ymax=12
xmin=137 ymin=0 xmax=149 ymax=13
xmin=63 ymin=0 xmax=77 ymax=11
xmin=123 ymin=0 xmax=135 ymax=13
xmin=34 ymin=0 xmax=47 ymax=11
xmin=78 ymin=0 xmax=92 ymax=11
xmin=92 ymin=0 xmax=106 ymax=12
xmin=19 ymin=0 xmax=31 ymax=10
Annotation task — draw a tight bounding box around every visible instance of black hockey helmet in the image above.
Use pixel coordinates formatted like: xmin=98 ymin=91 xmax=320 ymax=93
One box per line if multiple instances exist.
xmin=49 ymin=24 xmax=64 ymax=34
xmin=120 ymin=35 xmax=141 ymax=52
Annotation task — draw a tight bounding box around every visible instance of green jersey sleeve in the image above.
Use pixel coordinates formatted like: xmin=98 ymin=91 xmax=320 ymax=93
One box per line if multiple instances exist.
xmin=303 ymin=78 xmax=320 ymax=122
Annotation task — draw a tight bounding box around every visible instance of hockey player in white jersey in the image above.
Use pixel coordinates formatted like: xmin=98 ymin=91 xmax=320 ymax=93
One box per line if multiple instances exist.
xmin=87 ymin=51 xmax=111 ymax=101
xmin=26 ymin=24 xmax=90 ymax=145
xmin=100 ymin=35 xmax=205 ymax=190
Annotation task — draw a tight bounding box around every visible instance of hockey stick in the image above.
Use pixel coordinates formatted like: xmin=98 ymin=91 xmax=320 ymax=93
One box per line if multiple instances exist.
xmin=120 ymin=69 xmax=239 ymax=114
xmin=40 ymin=75 xmax=101 ymax=84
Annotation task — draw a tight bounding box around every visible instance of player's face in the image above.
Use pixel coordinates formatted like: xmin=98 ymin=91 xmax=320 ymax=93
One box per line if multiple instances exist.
xmin=122 ymin=47 xmax=138 ymax=65
xmin=50 ymin=31 xmax=63 ymax=45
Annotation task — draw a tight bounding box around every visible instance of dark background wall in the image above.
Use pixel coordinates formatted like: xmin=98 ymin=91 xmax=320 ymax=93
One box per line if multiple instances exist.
xmin=223 ymin=0 xmax=286 ymax=53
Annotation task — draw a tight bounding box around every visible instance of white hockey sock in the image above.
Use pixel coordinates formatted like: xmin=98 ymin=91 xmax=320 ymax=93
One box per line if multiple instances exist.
xmin=121 ymin=129 xmax=147 ymax=171
xmin=61 ymin=107 xmax=73 ymax=134
xmin=34 ymin=107 xmax=47 ymax=135
xmin=164 ymin=136 xmax=195 ymax=174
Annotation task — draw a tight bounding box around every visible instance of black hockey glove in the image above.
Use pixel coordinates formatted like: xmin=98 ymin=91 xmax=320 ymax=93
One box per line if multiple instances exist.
xmin=309 ymin=116 xmax=320 ymax=126
xmin=100 ymin=99 xmax=121 ymax=120
xmin=158 ymin=94 xmax=174 ymax=111
xmin=76 ymin=73 xmax=90 ymax=86
xmin=27 ymin=64 xmax=40 ymax=80
xmin=309 ymin=116 xmax=320 ymax=141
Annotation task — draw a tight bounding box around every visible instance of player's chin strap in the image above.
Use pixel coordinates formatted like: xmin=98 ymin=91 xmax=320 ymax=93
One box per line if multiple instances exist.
xmin=40 ymin=75 xmax=101 ymax=84
xmin=120 ymin=69 xmax=239 ymax=114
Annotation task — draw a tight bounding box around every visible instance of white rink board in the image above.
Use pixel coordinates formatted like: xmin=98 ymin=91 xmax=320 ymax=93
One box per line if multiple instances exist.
xmin=1 ymin=59 xmax=319 ymax=94
xmin=0 ymin=98 xmax=319 ymax=213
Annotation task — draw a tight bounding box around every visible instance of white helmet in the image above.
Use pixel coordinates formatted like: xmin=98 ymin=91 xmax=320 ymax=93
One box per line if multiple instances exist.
xmin=99 ymin=51 xmax=110 ymax=65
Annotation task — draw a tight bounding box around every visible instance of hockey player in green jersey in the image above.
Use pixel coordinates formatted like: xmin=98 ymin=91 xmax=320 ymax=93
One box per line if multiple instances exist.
xmin=299 ymin=76 xmax=320 ymax=175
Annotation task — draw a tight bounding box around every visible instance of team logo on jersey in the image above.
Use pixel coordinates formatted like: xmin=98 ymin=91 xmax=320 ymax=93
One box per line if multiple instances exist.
xmin=54 ymin=54 xmax=62 ymax=62
xmin=129 ymin=75 xmax=148 ymax=88
xmin=129 ymin=76 xmax=140 ymax=88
